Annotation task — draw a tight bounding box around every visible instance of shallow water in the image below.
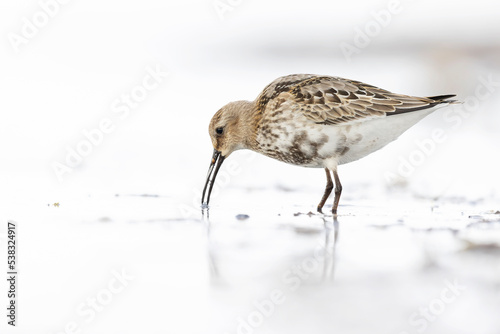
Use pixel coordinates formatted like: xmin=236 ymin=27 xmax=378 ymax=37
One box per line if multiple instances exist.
xmin=4 ymin=189 xmax=499 ymax=334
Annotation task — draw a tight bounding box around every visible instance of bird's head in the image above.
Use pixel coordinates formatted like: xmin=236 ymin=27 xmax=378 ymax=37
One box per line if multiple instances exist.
xmin=208 ymin=100 xmax=255 ymax=157
xmin=202 ymin=100 xmax=255 ymax=208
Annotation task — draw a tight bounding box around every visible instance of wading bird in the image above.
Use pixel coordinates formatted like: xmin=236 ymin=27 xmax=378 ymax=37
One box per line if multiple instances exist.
xmin=202 ymin=74 xmax=457 ymax=214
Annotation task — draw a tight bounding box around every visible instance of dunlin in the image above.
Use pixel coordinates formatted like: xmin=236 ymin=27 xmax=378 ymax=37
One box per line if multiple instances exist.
xmin=201 ymin=74 xmax=458 ymax=214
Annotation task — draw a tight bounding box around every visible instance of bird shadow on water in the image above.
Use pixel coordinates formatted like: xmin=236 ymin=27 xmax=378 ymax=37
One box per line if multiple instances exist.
xmin=201 ymin=208 xmax=340 ymax=285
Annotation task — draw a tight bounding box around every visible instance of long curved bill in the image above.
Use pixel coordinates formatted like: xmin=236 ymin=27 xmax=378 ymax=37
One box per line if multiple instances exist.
xmin=201 ymin=149 xmax=225 ymax=208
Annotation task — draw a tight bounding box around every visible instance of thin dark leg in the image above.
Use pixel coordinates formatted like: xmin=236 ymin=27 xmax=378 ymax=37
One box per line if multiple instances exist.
xmin=317 ymin=168 xmax=333 ymax=213
xmin=332 ymin=170 xmax=342 ymax=215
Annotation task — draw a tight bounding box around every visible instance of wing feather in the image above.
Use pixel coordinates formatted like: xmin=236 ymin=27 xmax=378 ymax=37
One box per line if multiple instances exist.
xmin=255 ymin=74 xmax=456 ymax=125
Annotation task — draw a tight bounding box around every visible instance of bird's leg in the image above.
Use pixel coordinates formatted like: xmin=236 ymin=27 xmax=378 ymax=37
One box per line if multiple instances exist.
xmin=317 ymin=168 xmax=333 ymax=213
xmin=332 ymin=170 xmax=342 ymax=215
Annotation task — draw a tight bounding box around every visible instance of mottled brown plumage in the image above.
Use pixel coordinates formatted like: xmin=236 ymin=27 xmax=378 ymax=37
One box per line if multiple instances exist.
xmin=255 ymin=74 xmax=454 ymax=125
xmin=202 ymin=74 xmax=458 ymax=214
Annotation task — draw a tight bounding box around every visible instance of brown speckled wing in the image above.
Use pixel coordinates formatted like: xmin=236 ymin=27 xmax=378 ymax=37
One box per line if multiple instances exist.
xmin=256 ymin=74 xmax=453 ymax=125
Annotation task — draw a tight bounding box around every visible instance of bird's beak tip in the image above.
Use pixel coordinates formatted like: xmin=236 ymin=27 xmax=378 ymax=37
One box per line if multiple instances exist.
xmin=201 ymin=149 xmax=225 ymax=208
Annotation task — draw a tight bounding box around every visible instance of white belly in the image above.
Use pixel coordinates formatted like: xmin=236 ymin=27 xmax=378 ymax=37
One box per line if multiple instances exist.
xmin=332 ymin=107 xmax=439 ymax=165
xmin=255 ymin=105 xmax=445 ymax=169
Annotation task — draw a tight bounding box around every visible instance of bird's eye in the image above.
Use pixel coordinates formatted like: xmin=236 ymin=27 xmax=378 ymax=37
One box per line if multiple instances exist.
xmin=215 ymin=127 xmax=224 ymax=135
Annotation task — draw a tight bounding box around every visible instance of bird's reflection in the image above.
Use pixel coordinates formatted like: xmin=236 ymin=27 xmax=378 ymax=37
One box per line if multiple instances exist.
xmin=201 ymin=208 xmax=219 ymax=278
xmin=321 ymin=216 xmax=339 ymax=282
xmin=201 ymin=207 xmax=210 ymax=234
xmin=203 ymin=208 xmax=340 ymax=285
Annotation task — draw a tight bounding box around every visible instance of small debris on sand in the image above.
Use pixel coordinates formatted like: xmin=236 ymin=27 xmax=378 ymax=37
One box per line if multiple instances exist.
xmin=293 ymin=211 xmax=315 ymax=217
xmin=236 ymin=214 xmax=250 ymax=221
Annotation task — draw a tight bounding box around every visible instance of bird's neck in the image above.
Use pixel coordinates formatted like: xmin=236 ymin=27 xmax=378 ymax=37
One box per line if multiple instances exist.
xmin=236 ymin=100 xmax=260 ymax=151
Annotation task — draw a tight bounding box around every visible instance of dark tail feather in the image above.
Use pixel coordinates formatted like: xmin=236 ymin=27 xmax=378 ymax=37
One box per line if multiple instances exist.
xmin=426 ymin=94 xmax=460 ymax=104
xmin=389 ymin=94 xmax=460 ymax=116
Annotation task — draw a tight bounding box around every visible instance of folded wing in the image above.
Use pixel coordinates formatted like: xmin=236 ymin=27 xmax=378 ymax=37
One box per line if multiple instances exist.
xmin=256 ymin=74 xmax=457 ymax=125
